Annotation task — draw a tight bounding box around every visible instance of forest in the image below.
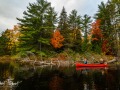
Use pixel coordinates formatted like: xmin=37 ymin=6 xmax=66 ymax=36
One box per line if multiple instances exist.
xmin=0 ymin=0 xmax=120 ymax=61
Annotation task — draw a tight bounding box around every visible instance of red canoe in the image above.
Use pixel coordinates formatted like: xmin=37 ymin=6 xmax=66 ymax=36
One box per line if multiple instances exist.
xmin=76 ymin=63 xmax=108 ymax=67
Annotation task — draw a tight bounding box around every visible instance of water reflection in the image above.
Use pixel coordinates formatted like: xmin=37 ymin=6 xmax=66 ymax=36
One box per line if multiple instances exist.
xmin=0 ymin=62 xmax=120 ymax=90
xmin=0 ymin=62 xmax=21 ymax=90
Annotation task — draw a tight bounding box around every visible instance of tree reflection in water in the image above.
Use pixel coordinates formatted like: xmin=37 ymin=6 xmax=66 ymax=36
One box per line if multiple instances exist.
xmin=0 ymin=62 xmax=120 ymax=90
xmin=49 ymin=71 xmax=64 ymax=90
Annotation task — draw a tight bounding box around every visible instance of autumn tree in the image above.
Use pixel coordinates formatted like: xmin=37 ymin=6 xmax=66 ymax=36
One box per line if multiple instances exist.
xmin=51 ymin=29 xmax=64 ymax=49
xmin=102 ymin=40 xmax=108 ymax=53
xmin=6 ymin=25 xmax=21 ymax=55
xmin=91 ymin=19 xmax=103 ymax=53
xmin=95 ymin=0 xmax=120 ymax=55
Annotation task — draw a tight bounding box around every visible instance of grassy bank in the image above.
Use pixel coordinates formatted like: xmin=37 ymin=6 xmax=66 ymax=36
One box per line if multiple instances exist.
xmin=0 ymin=50 xmax=115 ymax=64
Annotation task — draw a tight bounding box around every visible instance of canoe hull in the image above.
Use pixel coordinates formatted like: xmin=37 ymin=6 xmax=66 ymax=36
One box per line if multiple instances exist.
xmin=76 ymin=67 xmax=107 ymax=70
xmin=76 ymin=63 xmax=108 ymax=67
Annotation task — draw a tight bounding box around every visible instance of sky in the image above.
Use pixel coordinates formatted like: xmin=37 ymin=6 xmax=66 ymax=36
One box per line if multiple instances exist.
xmin=0 ymin=0 xmax=108 ymax=33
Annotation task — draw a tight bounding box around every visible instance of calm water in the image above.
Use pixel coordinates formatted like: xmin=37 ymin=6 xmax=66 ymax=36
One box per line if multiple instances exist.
xmin=0 ymin=62 xmax=120 ymax=90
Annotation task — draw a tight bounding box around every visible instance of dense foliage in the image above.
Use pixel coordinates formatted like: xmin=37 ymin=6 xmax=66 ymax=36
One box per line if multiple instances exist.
xmin=51 ymin=30 xmax=64 ymax=49
xmin=0 ymin=0 xmax=119 ymax=57
xmin=91 ymin=19 xmax=103 ymax=53
xmin=17 ymin=0 xmax=57 ymax=55
xmin=0 ymin=30 xmax=10 ymax=55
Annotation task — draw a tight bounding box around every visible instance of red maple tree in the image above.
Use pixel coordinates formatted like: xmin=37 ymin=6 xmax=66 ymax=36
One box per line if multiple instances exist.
xmin=51 ymin=29 xmax=64 ymax=48
xmin=102 ymin=39 xmax=108 ymax=53
xmin=91 ymin=19 xmax=103 ymax=41
xmin=91 ymin=19 xmax=108 ymax=53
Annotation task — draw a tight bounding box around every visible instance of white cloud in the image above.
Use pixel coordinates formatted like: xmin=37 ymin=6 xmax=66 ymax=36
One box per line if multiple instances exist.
xmin=48 ymin=0 xmax=108 ymax=16
xmin=0 ymin=0 xmax=35 ymax=32
xmin=0 ymin=0 xmax=108 ymax=33
xmin=0 ymin=16 xmax=16 ymax=29
xmin=48 ymin=0 xmax=86 ymax=15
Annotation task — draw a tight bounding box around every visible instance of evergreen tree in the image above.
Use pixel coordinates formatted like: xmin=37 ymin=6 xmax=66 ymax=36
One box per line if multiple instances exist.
xmin=81 ymin=14 xmax=92 ymax=52
xmin=68 ymin=9 xmax=82 ymax=52
xmin=95 ymin=0 xmax=120 ymax=55
xmin=0 ymin=31 xmax=10 ymax=55
xmin=58 ymin=7 xmax=70 ymax=50
xmin=68 ymin=9 xmax=81 ymax=30
xmin=58 ymin=7 xmax=68 ymax=31
xmin=17 ymin=0 xmax=57 ymax=55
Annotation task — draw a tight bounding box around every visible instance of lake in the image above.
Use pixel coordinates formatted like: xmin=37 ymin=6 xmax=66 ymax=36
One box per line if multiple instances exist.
xmin=0 ymin=62 xmax=120 ymax=90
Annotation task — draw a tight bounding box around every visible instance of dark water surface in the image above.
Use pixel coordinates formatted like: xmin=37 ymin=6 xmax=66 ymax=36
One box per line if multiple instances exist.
xmin=0 ymin=62 xmax=120 ymax=90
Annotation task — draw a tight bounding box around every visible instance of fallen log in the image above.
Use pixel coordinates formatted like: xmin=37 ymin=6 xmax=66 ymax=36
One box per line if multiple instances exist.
xmin=107 ymin=59 xmax=117 ymax=63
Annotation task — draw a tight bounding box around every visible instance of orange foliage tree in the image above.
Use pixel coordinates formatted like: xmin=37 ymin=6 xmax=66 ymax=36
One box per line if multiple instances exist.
xmin=91 ymin=19 xmax=103 ymax=53
xmin=51 ymin=29 xmax=64 ymax=48
xmin=91 ymin=19 xmax=103 ymax=41
xmin=91 ymin=20 xmax=109 ymax=53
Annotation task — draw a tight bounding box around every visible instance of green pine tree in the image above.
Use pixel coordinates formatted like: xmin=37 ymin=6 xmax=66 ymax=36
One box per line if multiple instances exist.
xmin=68 ymin=9 xmax=82 ymax=52
xmin=81 ymin=14 xmax=92 ymax=52
xmin=17 ymin=0 xmax=57 ymax=55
